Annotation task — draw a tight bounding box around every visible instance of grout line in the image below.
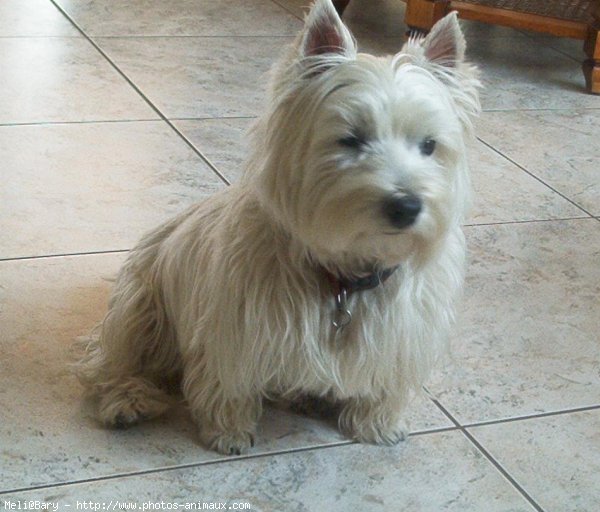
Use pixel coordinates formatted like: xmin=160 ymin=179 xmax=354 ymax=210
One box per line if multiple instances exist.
xmin=428 ymin=396 xmax=462 ymax=429
xmin=476 ymin=136 xmax=595 ymax=218
xmin=461 ymin=404 xmax=600 ymax=430
xmin=48 ymin=0 xmax=231 ymax=187
xmin=464 ymin=216 xmax=592 ymax=228
xmin=430 ymin=399 xmax=545 ymax=512
xmin=481 ymin=107 xmax=600 ymax=112
xmin=170 ymin=115 xmax=258 ymax=122
xmin=163 ymin=123 xmax=231 ymax=185
xmin=0 ymin=35 xmax=83 ymax=39
xmin=0 ymin=116 xmax=257 ymax=128
xmin=0 ymin=118 xmax=160 ymax=128
xmin=409 ymin=425 xmax=460 ymax=436
xmin=0 ymin=249 xmax=130 ymax=263
xmin=91 ymin=34 xmax=297 ymax=39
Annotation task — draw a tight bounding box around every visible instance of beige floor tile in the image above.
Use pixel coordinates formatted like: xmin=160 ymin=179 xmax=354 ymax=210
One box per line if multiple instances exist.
xmin=469 ymin=410 xmax=600 ymax=511
xmin=0 ymin=0 xmax=78 ymax=37
xmin=173 ymin=118 xmax=253 ymax=182
xmin=0 ymin=37 xmax=157 ymax=124
xmin=429 ymin=219 xmax=600 ymax=424
xmin=3 ymin=430 xmax=535 ymax=511
xmin=468 ymin=37 xmax=600 ymax=110
xmin=461 ymin=21 xmax=531 ymax=39
xmin=336 ymin=0 xmax=406 ymax=40
xmin=477 ymin=110 xmax=600 ymax=216
xmin=523 ymin=32 xmax=587 ymax=62
xmin=0 ymin=121 xmax=222 ymax=259
xmin=96 ymin=37 xmax=291 ymax=119
xmin=468 ymin=139 xmax=584 ymax=224
xmin=274 ymin=0 xmax=313 ymax=20
xmin=0 ymin=254 xmax=448 ymax=491
xmin=55 ymin=0 xmax=302 ymax=37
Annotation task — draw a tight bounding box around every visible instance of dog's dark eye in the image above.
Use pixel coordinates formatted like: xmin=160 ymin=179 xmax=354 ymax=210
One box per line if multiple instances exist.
xmin=338 ymin=134 xmax=366 ymax=150
xmin=420 ymin=138 xmax=436 ymax=156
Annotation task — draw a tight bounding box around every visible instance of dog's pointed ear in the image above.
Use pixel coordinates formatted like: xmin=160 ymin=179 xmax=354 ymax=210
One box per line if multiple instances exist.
xmin=401 ymin=12 xmax=481 ymax=132
xmin=299 ymin=0 xmax=356 ymax=59
xmin=403 ymin=12 xmax=466 ymax=67
xmin=422 ymin=11 xmax=466 ymax=66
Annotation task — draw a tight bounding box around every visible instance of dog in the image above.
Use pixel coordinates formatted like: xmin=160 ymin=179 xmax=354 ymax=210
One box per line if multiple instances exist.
xmin=74 ymin=0 xmax=480 ymax=455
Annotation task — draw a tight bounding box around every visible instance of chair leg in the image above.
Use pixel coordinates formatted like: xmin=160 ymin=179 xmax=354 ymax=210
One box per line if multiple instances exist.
xmin=405 ymin=0 xmax=450 ymax=33
xmin=583 ymin=23 xmax=600 ymax=94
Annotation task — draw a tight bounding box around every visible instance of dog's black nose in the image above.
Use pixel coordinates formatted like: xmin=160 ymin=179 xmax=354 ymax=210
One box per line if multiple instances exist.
xmin=383 ymin=195 xmax=422 ymax=229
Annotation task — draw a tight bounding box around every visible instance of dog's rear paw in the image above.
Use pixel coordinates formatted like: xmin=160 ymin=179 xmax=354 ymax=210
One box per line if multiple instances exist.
xmin=97 ymin=377 xmax=171 ymax=428
xmin=202 ymin=430 xmax=255 ymax=456
xmin=111 ymin=410 xmax=147 ymax=429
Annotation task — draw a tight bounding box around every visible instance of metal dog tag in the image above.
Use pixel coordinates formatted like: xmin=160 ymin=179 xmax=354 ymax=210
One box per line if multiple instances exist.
xmin=333 ymin=287 xmax=352 ymax=331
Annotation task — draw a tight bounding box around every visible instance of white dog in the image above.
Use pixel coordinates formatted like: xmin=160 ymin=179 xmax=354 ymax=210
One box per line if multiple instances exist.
xmin=75 ymin=0 xmax=480 ymax=455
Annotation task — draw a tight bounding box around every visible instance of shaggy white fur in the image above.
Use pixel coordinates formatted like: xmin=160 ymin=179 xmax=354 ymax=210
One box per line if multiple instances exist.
xmin=74 ymin=0 xmax=481 ymax=455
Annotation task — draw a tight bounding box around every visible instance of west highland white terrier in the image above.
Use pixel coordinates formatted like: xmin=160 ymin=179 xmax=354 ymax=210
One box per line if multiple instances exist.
xmin=75 ymin=0 xmax=480 ymax=455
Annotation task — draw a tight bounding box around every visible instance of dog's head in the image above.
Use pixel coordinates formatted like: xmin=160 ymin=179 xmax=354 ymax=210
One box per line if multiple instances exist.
xmin=250 ymin=0 xmax=480 ymax=273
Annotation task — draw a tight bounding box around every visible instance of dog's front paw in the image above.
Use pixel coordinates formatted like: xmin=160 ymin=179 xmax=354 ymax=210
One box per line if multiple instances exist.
xmin=339 ymin=401 xmax=408 ymax=446
xmin=201 ymin=429 xmax=255 ymax=456
xmin=352 ymin=422 xmax=408 ymax=446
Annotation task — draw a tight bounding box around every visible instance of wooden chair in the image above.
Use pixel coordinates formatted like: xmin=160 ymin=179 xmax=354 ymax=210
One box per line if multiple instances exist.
xmin=405 ymin=0 xmax=600 ymax=94
xmin=331 ymin=0 xmax=600 ymax=94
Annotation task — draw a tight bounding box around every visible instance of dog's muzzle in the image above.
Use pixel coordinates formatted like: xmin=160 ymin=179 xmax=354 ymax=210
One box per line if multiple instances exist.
xmin=382 ymin=194 xmax=422 ymax=229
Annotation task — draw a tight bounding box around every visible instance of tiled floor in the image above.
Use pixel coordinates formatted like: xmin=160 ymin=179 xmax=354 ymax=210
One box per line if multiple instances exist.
xmin=1 ymin=0 xmax=599 ymax=510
